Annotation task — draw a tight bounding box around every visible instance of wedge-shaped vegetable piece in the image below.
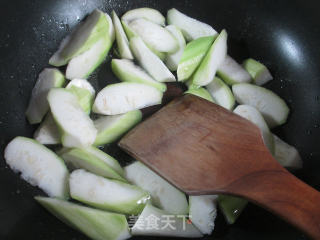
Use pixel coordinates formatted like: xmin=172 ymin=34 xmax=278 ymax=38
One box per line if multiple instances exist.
xmin=94 ymin=110 xmax=142 ymax=146
xmin=177 ymin=36 xmax=215 ymax=81
xmin=189 ymin=195 xmax=218 ymax=235
xmin=130 ymin=37 xmax=175 ymax=82
xmin=48 ymin=88 xmax=97 ymax=148
xmin=121 ymin=20 xmax=136 ymax=39
xmin=129 ymin=18 xmax=178 ymax=53
xmin=112 ymin=11 xmax=134 ymax=59
xmin=185 ymin=88 xmax=214 ymax=103
xmin=232 ymin=83 xmax=289 ymax=128
xmin=243 ymin=58 xmax=273 ymax=85
xmin=26 ymin=68 xmax=65 ymax=124
xmin=49 ymin=9 xmax=109 ymax=66
xmin=192 ymin=30 xmax=228 ymax=86
xmin=66 ymin=79 xmax=95 ymax=114
xmin=206 ymin=77 xmax=235 ymax=110
xmin=70 ymin=169 xmax=150 ymax=215
xmin=35 ymin=197 xmax=131 ymax=240
xmin=234 ymin=105 xmax=274 ymax=154
xmin=121 ymin=21 xmax=167 ymax=61
xmin=165 ymin=25 xmax=186 ymax=71
xmin=132 ymin=204 xmax=203 ymax=237
xmin=61 ymin=147 xmax=126 ymax=181
xmin=34 ymin=113 xmax=61 ymax=145
xmin=218 ymin=195 xmax=248 ymax=224
xmin=111 ymin=59 xmax=167 ymax=92
xmin=122 ymin=8 xmax=165 ymax=26
xmin=273 ymin=134 xmax=303 ymax=169
xmin=93 ymin=82 xmax=163 ymax=115
xmin=217 ymin=55 xmax=252 ymax=85
xmin=65 ymin=38 xmax=112 ymax=79
xmin=66 ymin=78 xmax=95 ymax=94
xmin=4 ymin=137 xmax=69 ymax=198
xmin=167 ymin=8 xmax=217 ymax=41
xmin=85 ymin=146 xmax=124 ymax=175
xmin=125 ymin=162 xmax=188 ymax=215
xmin=66 ymin=13 xmax=115 ymax=79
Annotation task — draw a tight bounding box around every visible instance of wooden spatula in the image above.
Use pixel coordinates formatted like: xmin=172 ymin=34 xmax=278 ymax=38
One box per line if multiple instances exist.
xmin=119 ymin=94 xmax=320 ymax=239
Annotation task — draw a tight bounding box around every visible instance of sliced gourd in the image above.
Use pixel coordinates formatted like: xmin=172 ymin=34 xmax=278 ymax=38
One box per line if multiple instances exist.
xmin=121 ymin=20 xmax=136 ymax=39
xmin=189 ymin=195 xmax=218 ymax=235
xmin=234 ymin=105 xmax=274 ymax=154
xmin=177 ymin=36 xmax=215 ymax=81
xmin=48 ymin=88 xmax=97 ymax=148
xmin=167 ymin=8 xmax=217 ymax=41
xmin=26 ymin=68 xmax=65 ymax=124
xmin=65 ymin=37 xmax=112 ymax=79
xmin=232 ymin=83 xmax=289 ymax=128
xmin=217 ymin=55 xmax=252 ymax=85
xmin=132 ymin=204 xmax=203 ymax=238
xmin=35 ymin=197 xmax=131 ymax=240
xmin=165 ymin=25 xmax=186 ymax=71
xmin=243 ymin=58 xmax=273 ymax=85
xmin=125 ymin=161 xmax=189 ymax=215
xmin=34 ymin=113 xmax=61 ymax=145
xmin=112 ymin=11 xmax=134 ymax=59
xmin=61 ymin=147 xmax=126 ymax=181
xmin=206 ymin=77 xmax=235 ymax=110
xmin=66 ymin=78 xmax=95 ymax=95
xmin=70 ymin=169 xmax=150 ymax=215
xmin=66 ymin=79 xmax=95 ymax=114
xmin=85 ymin=146 xmax=124 ymax=175
xmin=192 ymin=30 xmax=227 ymax=86
xmin=122 ymin=8 xmax=165 ymax=26
xmin=273 ymin=134 xmax=303 ymax=169
xmin=94 ymin=110 xmax=142 ymax=146
xmin=121 ymin=20 xmax=167 ymax=61
xmin=65 ymin=13 xmax=114 ymax=79
xmin=49 ymin=9 xmax=109 ymax=66
xmin=129 ymin=18 xmax=178 ymax=53
xmin=4 ymin=137 xmax=69 ymax=199
xmin=185 ymin=88 xmax=215 ymax=103
xmin=111 ymin=59 xmax=167 ymax=92
xmin=218 ymin=195 xmax=248 ymax=224
xmin=93 ymin=82 xmax=163 ymax=115
xmin=129 ymin=37 xmax=175 ymax=82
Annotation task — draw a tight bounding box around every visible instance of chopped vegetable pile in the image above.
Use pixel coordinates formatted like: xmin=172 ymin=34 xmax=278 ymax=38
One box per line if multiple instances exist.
xmin=4 ymin=7 xmax=303 ymax=240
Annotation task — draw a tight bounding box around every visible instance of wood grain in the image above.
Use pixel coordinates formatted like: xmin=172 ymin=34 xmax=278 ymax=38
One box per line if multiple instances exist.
xmin=119 ymin=94 xmax=320 ymax=239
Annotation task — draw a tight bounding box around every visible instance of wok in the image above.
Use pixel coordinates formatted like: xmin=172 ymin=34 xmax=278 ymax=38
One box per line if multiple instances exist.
xmin=0 ymin=0 xmax=320 ymax=239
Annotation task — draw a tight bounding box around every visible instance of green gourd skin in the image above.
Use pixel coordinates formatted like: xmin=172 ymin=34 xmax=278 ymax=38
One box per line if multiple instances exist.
xmin=49 ymin=10 xmax=110 ymax=66
xmin=35 ymin=197 xmax=131 ymax=240
xmin=177 ymin=36 xmax=216 ymax=82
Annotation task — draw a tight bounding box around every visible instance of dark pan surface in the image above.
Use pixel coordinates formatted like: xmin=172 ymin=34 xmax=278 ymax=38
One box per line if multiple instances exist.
xmin=1 ymin=0 xmax=320 ymax=239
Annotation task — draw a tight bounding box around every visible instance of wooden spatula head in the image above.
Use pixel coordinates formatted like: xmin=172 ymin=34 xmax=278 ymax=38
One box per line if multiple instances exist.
xmin=119 ymin=94 xmax=280 ymax=195
xmin=120 ymin=95 xmax=320 ymax=239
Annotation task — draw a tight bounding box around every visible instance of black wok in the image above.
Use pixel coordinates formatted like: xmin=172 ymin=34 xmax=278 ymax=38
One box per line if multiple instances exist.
xmin=0 ymin=0 xmax=320 ymax=239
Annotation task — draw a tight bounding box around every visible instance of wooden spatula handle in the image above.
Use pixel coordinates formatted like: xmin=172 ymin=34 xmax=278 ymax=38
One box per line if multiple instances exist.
xmin=223 ymin=166 xmax=320 ymax=239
